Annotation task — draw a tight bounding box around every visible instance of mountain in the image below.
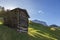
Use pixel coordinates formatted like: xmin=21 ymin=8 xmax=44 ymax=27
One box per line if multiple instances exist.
xmin=50 ymin=24 xmax=59 ymax=27
xmin=32 ymin=20 xmax=48 ymax=26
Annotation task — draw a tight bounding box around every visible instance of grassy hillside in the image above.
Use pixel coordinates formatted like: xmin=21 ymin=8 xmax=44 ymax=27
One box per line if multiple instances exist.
xmin=28 ymin=22 xmax=60 ymax=40
xmin=0 ymin=21 xmax=60 ymax=40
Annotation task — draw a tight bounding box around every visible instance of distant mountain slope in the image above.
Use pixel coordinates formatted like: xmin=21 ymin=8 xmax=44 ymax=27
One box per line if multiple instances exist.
xmin=32 ymin=20 xmax=48 ymax=26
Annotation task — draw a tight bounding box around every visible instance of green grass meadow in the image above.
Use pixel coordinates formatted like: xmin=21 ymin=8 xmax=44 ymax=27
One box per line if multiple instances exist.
xmin=0 ymin=20 xmax=60 ymax=40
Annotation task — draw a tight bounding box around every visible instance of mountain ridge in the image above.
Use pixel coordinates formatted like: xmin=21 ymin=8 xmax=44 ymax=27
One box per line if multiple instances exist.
xmin=32 ymin=20 xmax=48 ymax=26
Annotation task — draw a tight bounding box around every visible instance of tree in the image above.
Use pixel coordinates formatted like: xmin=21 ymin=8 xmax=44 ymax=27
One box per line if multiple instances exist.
xmin=0 ymin=6 xmax=5 ymax=17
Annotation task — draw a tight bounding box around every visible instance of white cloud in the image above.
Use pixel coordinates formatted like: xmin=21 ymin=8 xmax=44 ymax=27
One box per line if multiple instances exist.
xmin=38 ymin=10 xmax=44 ymax=14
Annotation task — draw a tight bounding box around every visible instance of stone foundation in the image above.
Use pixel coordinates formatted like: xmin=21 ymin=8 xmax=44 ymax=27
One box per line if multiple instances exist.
xmin=17 ymin=27 xmax=28 ymax=32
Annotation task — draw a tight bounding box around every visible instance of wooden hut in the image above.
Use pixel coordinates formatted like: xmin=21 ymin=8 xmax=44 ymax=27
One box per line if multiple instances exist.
xmin=4 ymin=8 xmax=30 ymax=32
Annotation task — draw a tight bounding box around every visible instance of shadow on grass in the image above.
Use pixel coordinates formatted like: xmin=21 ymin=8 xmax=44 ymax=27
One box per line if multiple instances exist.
xmin=0 ymin=24 xmax=29 ymax=40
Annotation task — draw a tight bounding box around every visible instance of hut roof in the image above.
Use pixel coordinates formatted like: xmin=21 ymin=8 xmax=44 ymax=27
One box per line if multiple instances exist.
xmin=10 ymin=8 xmax=30 ymax=18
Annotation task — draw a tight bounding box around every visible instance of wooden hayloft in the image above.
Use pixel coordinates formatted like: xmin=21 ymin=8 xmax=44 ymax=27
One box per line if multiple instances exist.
xmin=4 ymin=8 xmax=30 ymax=32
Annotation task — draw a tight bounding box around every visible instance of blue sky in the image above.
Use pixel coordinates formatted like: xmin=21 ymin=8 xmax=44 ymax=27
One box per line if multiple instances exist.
xmin=0 ymin=0 xmax=60 ymax=26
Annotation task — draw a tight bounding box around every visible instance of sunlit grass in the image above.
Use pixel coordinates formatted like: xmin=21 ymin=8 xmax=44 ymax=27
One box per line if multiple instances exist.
xmin=0 ymin=21 xmax=3 ymax=24
xmin=28 ymin=27 xmax=39 ymax=37
xmin=50 ymin=27 xmax=56 ymax=31
xmin=28 ymin=27 xmax=58 ymax=40
xmin=0 ymin=17 xmax=4 ymax=24
xmin=29 ymin=20 xmax=32 ymax=23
